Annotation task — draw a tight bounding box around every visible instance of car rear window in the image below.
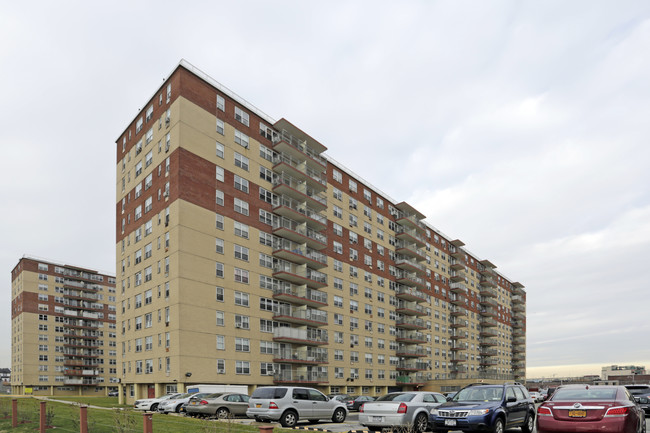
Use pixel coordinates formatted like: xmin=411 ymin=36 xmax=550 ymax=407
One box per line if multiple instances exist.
xmin=552 ymin=388 xmax=617 ymax=400
xmin=251 ymin=387 xmax=287 ymax=399
xmin=376 ymin=393 xmax=415 ymax=402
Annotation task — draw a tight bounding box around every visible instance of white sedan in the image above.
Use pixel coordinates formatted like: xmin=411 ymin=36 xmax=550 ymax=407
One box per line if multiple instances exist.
xmin=157 ymin=393 xmax=198 ymax=414
xmin=134 ymin=393 xmax=181 ymax=411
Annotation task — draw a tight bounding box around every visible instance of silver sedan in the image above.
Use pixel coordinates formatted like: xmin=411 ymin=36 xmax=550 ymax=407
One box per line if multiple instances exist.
xmin=359 ymin=391 xmax=446 ymax=432
xmin=185 ymin=392 xmax=250 ymax=418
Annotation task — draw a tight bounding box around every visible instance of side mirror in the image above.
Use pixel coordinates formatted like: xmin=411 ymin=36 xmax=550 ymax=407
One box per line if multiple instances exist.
xmin=507 ymin=396 xmax=517 ymax=403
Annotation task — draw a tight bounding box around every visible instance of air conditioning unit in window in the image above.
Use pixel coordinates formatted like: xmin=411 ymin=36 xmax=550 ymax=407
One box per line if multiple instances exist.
xmin=218 ymin=369 xmax=225 ymax=374
xmin=352 ymin=374 xmax=359 ymax=379
xmin=235 ymin=324 xmax=241 ymax=329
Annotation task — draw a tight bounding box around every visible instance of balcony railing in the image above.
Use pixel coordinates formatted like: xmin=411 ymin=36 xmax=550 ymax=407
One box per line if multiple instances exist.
xmin=273 ymin=195 xmax=327 ymax=229
xmin=273 ymin=285 xmax=327 ymax=307
xmin=273 ymin=348 xmax=328 ymax=363
xmin=275 ymin=130 xmax=327 ymax=168
xmin=273 ymin=260 xmax=328 ymax=288
xmin=273 ymin=153 xmax=327 ymax=189
xmin=273 ymin=216 xmax=327 ymax=249
xmin=396 ymin=331 xmax=427 ymax=343
xmin=395 ymin=317 xmax=426 ymax=329
xmin=273 ymin=175 xmax=327 ymax=208
xmin=273 ymin=327 xmax=328 ymax=345
xmin=395 ymin=286 xmax=426 ymax=303
xmin=273 ymin=370 xmax=328 ymax=384
xmin=273 ymin=305 xmax=328 ymax=326
xmin=273 ymin=237 xmax=328 ymax=267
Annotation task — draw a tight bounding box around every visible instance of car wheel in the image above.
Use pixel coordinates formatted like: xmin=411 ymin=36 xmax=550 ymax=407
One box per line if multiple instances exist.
xmin=414 ymin=413 xmax=429 ymax=433
xmin=150 ymin=403 xmax=158 ymax=411
xmin=280 ymin=410 xmax=298 ymax=428
xmin=332 ymin=408 xmax=346 ymax=423
xmin=521 ymin=412 xmax=534 ymax=433
xmin=216 ymin=407 xmax=230 ymax=419
xmin=492 ymin=418 xmax=504 ymax=433
xmin=175 ymin=404 xmax=183 ymax=413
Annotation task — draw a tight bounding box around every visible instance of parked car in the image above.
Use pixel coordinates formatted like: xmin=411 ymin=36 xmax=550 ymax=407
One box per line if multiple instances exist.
xmin=185 ymin=392 xmax=250 ymax=418
xmin=530 ymin=391 xmax=543 ymax=402
xmin=134 ymin=393 xmax=181 ymax=411
xmin=635 ymin=394 xmax=650 ymax=416
xmin=328 ymin=394 xmax=352 ymax=404
xmin=537 ymin=385 xmax=645 ymax=433
xmin=108 ymin=390 xmax=119 ymax=397
xmin=246 ymin=386 xmax=347 ymax=427
xmin=346 ymin=395 xmax=376 ymax=411
xmin=444 ymin=392 xmax=457 ymax=401
xmin=430 ymin=383 xmax=536 ymax=433
xmin=545 ymin=387 xmax=557 ymax=401
xmin=359 ymin=391 xmax=446 ymax=433
xmin=157 ymin=392 xmax=197 ymax=414
xmin=179 ymin=393 xmax=216 ymax=413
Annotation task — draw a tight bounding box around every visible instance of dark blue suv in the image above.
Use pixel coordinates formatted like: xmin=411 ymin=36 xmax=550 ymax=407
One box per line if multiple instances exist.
xmin=429 ymin=383 xmax=535 ymax=433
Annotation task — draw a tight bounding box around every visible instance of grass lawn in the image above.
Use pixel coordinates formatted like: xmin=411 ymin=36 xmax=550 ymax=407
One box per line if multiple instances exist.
xmin=0 ymin=397 xmax=270 ymax=433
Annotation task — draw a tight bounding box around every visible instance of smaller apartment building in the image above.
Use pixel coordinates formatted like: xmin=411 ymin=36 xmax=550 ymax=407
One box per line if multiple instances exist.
xmin=10 ymin=257 xmax=118 ymax=396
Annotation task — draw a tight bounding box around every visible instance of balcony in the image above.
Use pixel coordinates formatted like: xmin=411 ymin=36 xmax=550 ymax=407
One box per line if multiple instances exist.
xmin=397 ymin=361 xmax=429 ymax=372
xmin=273 ymin=238 xmax=328 ymax=269
xmin=512 ymin=294 xmax=525 ymax=305
xmin=480 ymin=339 xmax=498 ymax=347
xmin=395 ymin=317 xmax=426 ymax=330
xmin=63 ymin=360 xmax=99 ymax=368
xmin=481 ymin=317 xmax=498 ymax=327
xmin=479 ymin=297 xmax=497 ymax=308
xmin=512 ymin=303 xmax=525 ymax=313
xmin=449 ymin=282 xmax=468 ymax=294
xmin=63 ymin=310 xmax=99 ymax=320
xmin=63 ymin=279 xmax=102 ymax=291
xmin=273 ymin=216 xmax=327 ymax=250
xmin=450 ymin=306 xmax=468 ymax=317
xmin=64 ymin=320 xmax=100 ymax=330
xmin=396 ymin=273 xmax=427 ymax=290
xmin=479 ymin=328 xmax=498 ymax=338
xmin=450 ymin=295 xmax=467 ymax=306
xmin=513 ymin=337 xmax=525 ymax=345
xmin=479 ymin=307 xmax=498 ymax=318
xmin=480 ymin=276 xmax=496 ymax=287
xmin=395 ymin=258 xmax=426 ymax=276
xmin=450 ymin=333 xmax=467 ymax=340
xmin=273 ymin=327 xmax=328 ymax=346
xmin=64 ymin=369 xmax=99 ymax=376
xmin=396 ymin=347 xmax=427 ymax=357
xmin=512 ymin=344 xmax=525 ymax=354
xmin=450 ymin=365 xmax=469 ymax=374
xmin=512 ymin=328 xmax=525 ymax=337
xmin=396 ymin=373 xmax=430 ymax=386
xmin=64 ymin=378 xmax=98 ymax=386
xmin=63 ymin=331 xmax=99 ymax=339
xmin=273 ymin=261 xmax=328 ymax=289
xmin=479 ymin=348 xmax=498 ymax=357
xmin=396 ymin=331 xmax=427 ymax=344
xmin=449 ymin=258 xmax=465 ymax=271
xmin=273 ymin=153 xmax=327 ymax=191
xmin=396 ymin=214 xmax=426 ymax=235
xmin=272 ymin=128 xmax=327 ymax=171
xmin=448 ymin=246 xmax=465 ymax=260
xmin=273 ymin=305 xmax=327 ymax=327
xmin=480 ymin=358 xmax=499 ymax=366
xmin=273 ymin=196 xmax=327 ymax=231
xmin=449 ymin=271 xmax=465 ymax=282
xmin=450 ymin=343 xmax=468 ymax=352
xmin=395 ymin=229 xmax=426 ymax=248
xmin=272 ymin=285 xmax=327 ymax=308
xmin=513 ymin=311 xmax=525 ymax=320
xmin=395 ymin=244 xmax=426 ymax=262
xmin=273 ymin=348 xmax=328 ymax=365
xmin=64 ymin=341 xmax=101 ymax=349
xmin=395 ymin=286 xmax=427 ymax=303
xmin=450 ymin=319 xmax=467 ymax=328
xmin=273 ymin=370 xmax=328 ymax=385
xmin=396 ymin=302 xmax=427 ymax=316
xmin=64 ymin=291 xmax=99 ymax=302
xmin=513 ymin=353 xmax=525 ymax=361
xmin=273 ymin=175 xmax=327 ymax=211
xmin=479 ymin=286 xmax=498 ymax=298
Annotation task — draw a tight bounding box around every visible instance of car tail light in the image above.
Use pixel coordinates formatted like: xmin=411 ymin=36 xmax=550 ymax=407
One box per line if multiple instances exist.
xmin=397 ymin=403 xmax=408 ymax=414
xmin=359 ymin=404 xmax=364 ymax=413
xmin=605 ymin=406 xmax=630 ymax=417
xmin=269 ymin=402 xmax=279 ymax=410
xmin=537 ymin=406 xmax=552 ymax=416
xmin=199 ymin=400 xmax=208 ymax=405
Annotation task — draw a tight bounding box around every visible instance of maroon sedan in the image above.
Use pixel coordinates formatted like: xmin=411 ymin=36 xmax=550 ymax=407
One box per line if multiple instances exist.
xmin=537 ymin=385 xmax=646 ymax=433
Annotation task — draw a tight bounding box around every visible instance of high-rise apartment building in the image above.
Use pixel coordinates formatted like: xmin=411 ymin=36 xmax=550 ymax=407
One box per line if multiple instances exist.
xmin=10 ymin=256 xmax=118 ymax=396
xmin=115 ymin=60 xmax=526 ymax=403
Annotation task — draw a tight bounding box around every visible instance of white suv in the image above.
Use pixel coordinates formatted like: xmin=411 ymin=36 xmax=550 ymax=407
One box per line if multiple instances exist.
xmin=246 ymin=386 xmax=348 ymax=427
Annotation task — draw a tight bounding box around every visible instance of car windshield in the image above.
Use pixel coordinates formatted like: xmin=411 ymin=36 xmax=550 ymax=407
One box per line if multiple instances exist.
xmin=177 ymin=393 xmax=193 ymax=399
xmin=552 ymin=388 xmax=617 ymax=400
xmin=376 ymin=393 xmax=415 ymax=402
xmin=455 ymin=387 xmax=503 ymax=402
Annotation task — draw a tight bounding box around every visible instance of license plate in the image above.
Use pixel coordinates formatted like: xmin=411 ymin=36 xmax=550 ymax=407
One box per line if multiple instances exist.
xmin=256 ymin=404 xmax=262 ymax=408
xmin=372 ymin=416 xmax=383 ymax=422
xmin=569 ymin=410 xmax=586 ymax=417
xmin=444 ymin=419 xmax=457 ymax=427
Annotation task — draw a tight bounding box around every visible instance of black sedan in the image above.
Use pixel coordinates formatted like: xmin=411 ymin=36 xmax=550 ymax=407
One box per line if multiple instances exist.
xmin=346 ymin=395 xmax=376 ymax=411
xmin=636 ymin=394 xmax=650 ymax=416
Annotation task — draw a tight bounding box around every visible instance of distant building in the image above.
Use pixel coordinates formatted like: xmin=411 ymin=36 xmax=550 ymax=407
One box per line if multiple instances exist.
xmin=10 ymin=256 xmax=117 ymax=396
xmin=602 ymin=365 xmax=646 ymax=380
xmin=0 ymin=368 xmax=10 ymax=383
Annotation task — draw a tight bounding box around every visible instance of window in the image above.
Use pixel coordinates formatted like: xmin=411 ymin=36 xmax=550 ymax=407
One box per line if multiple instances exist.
xmin=260 ymin=166 xmax=273 ymax=183
xmin=234 ymin=245 xmax=249 ymax=261
xmin=234 ymin=153 xmax=249 ymax=171
xmin=234 ymin=222 xmax=249 ymax=238
xmin=215 ymin=214 xmax=224 ymax=230
xmin=234 ymin=291 xmax=249 ymax=306
xmin=215 ymin=238 xmax=224 ymax=254
xmin=216 ymin=286 xmax=224 ymax=302
xmin=216 ymin=262 xmax=224 ymax=278
xmin=216 ymin=119 xmax=225 ymax=135
xmin=234 ymin=175 xmax=249 ymax=193
xmin=234 ymin=108 xmax=250 ymax=127
xmin=215 ymin=190 xmax=224 ymax=206
xmin=216 ymin=95 xmax=225 ymax=111
xmin=333 ymin=205 xmax=342 ymax=219
xmin=349 ymin=179 xmax=357 ymax=192
xmin=234 ymin=268 xmax=249 ymax=284
xmin=333 ymin=223 xmax=342 ymax=236
xmin=216 ymin=166 xmax=224 ymax=182
xmin=216 ymin=335 xmax=225 ymax=350
xmin=216 ymin=311 xmax=225 ymax=326
xmin=236 ymin=361 xmax=250 ymax=374
xmin=216 ymin=141 xmax=224 ymax=158
xmin=145 ymin=150 xmax=153 ymax=167
xmin=364 ymin=189 xmax=371 ymax=201
xmin=333 ymin=169 xmax=342 ymax=183
xmin=235 ymin=337 xmax=250 ymax=351
xmin=234 ymin=198 xmax=249 ymax=216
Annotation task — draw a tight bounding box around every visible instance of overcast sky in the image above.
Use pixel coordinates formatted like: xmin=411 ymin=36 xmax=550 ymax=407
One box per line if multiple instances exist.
xmin=2 ymin=0 xmax=649 ymax=378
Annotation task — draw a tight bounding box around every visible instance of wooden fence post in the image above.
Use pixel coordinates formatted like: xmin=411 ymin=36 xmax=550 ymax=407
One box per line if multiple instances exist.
xmin=11 ymin=399 xmax=17 ymax=428
xmin=80 ymin=405 xmax=88 ymax=433
xmin=143 ymin=412 xmax=153 ymax=433
xmin=39 ymin=400 xmax=46 ymax=433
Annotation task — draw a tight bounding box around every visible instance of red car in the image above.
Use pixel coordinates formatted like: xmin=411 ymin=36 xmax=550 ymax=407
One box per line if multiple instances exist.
xmin=537 ymin=385 xmax=646 ymax=433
